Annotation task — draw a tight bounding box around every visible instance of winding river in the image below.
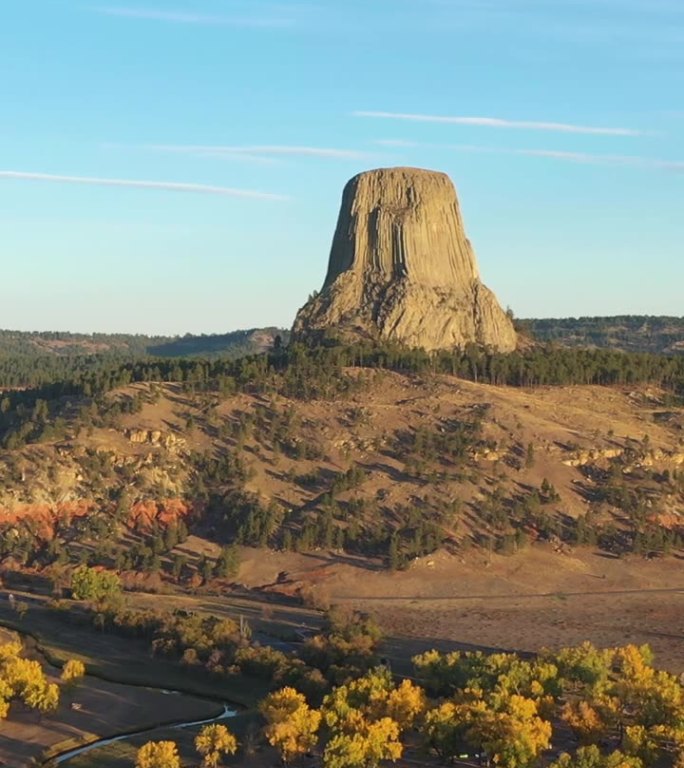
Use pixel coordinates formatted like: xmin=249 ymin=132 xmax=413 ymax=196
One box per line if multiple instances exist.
xmin=0 ymin=617 xmax=240 ymax=767
xmin=51 ymin=700 xmax=238 ymax=764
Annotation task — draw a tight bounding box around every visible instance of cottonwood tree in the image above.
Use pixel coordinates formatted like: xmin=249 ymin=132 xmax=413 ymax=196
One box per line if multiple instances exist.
xmin=423 ymin=701 xmax=473 ymax=762
xmin=550 ymin=745 xmax=643 ymax=768
xmin=561 ymin=700 xmax=609 ymax=745
xmin=61 ymin=659 xmax=86 ymax=687
xmin=323 ymin=666 xmax=424 ymax=732
xmin=135 ymin=740 xmax=181 ymax=768
xmin=195 ymin=723 xmax=238 ymax=767
xmin=321 ymin=669 xmax=415 ymax=768
xmin=550 ymin=643 xmax=684 ymax=768
xmin=472 ymin=693 xmax=552 ymax=768
xmin=413 ymin=647 xmax=611 ymax=768
xmin=548 ymin=642 xmax=613 ymax=693
xmin=385 ymin=678 xmax=426 ymax=729
xmin=0 ymin=641 xmax=60 ymax=718
xmin=324 ymin=717 xmax=402 ymax=768
xmin=260 ymin=686 xmax=322 ymax=765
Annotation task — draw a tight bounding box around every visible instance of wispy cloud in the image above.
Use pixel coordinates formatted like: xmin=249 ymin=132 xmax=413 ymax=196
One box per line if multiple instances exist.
xmin=91 ymin=6 xmax=294 ymax=28
xmin=374 ymin=139 xmax=420 ymax=148
xmin=144 ymin=144 xmax=374 ymax=160
xmin=452 ymin=145 xmax=683 ymax=170
xmin=0 ymin=171 xmax=289 ymax=200
xmin=377 ymin=140 xmax=684 ymax=172
xmin=517 ymin=148 xmax=684 ymax=171
xmin=356 ymin=111 xmax=643 ymax=137
xmin=423 ymin=0 xmax=684 ymax=14
xmin=103 ymin=143 xmax=375 ymax=164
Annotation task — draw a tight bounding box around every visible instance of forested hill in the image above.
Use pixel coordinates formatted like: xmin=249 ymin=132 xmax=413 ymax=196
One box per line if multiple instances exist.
xmin=521 ymin=316 xmax=684 ymax=355
xmin=0 ymin=327 xmax=288 ymax=359
xmin=4 ymin=318 xmax=682 ymax=362
xmin=0 ymin=328 xmax=290 ymax=389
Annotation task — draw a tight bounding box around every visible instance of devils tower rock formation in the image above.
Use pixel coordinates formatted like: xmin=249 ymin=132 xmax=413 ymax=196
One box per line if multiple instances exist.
xmin=293 ymin=167 xmax=517 ymax=352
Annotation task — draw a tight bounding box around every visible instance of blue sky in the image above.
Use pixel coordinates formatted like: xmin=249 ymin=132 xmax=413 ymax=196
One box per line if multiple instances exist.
xmin=2 ymin=0 xmax=682 ymax=334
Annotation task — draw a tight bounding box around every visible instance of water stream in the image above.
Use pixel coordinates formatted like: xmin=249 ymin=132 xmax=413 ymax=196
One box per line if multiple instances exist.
xmin=52 ymin=700 xmax=237 ymax=764
xmin=0 ymin=609 xmax=244 ymax=766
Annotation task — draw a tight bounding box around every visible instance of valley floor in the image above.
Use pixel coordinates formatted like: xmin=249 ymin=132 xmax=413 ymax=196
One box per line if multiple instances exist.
xmin=132 ymin=541 xmax=684 ymax=673
xmin=1 ymin=542 xmax=684 ymax=766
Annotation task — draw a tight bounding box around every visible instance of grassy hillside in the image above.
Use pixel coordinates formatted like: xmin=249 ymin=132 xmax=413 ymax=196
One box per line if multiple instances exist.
xmin=1 ymin=343 xmax=683 ymax=583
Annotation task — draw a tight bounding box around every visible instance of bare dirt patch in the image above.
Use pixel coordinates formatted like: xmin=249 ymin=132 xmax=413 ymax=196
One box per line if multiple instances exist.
xmin=231 ymin=543 xmax=684 ymax=673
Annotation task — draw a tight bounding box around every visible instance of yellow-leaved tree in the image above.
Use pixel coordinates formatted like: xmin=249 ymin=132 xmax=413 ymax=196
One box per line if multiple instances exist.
xmin=195 ymin=723 xmax=238 ymax=767
xmin=423 ymin=701 xmax=477 ymax=762
xmin=260 ymin=687 xmax=322 ymax=765
xmin=0 ymin=641 xmax=60 ymax=718
xmin=61 ymin=659 xmax=86 ymax=687
xmin=546 ymin=642 xmax=613 ymax=694
xmin=323 ymin=716 xmax=402 ymax=768
xmin=135 ymin=740 xmax=181 ymax=768
xmin=561 ymin=700 xmax=609 ymax=745
xmin=550 ymin=745 xmax=643 ymax=768
xmin=556 ymin=644 xmax=684 ymax=768
xmin=321 ymin=669 xmax=409 ymax=768
xmin=323 ymin=666 xmax=425 ymax=732
xmin=469 ymin=693 xmax=552 ymax=768
xmin=385 ymin=678 xmax=427 ymax=729
xmin=611 ymin=644 xmax=683 ymax=730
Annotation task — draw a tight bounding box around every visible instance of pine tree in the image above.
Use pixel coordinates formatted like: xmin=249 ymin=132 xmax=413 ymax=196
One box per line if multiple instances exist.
xmin=388 ymin=533 xmax=400 ymax=571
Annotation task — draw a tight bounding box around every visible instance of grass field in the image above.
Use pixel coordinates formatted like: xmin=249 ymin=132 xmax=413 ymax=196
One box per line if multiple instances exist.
xmin=0 ymin=592 xmax=269 ymax=706
xmin=0 ymin=593 xmax=272 ymax=767
xmin=55 ymin=713 xmax=262 ymax=768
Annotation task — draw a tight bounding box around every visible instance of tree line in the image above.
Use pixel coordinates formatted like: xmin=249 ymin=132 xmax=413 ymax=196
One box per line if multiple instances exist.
xmin=132 ymin=640 xmax=684 ymax=768
xmin=2 ymin=341 xmax=683 ymax=452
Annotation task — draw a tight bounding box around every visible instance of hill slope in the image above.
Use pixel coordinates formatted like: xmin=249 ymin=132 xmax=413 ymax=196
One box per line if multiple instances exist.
xmin=0 ymin=327 xmax=288 ymax=359
xmin=1 ymin=368 xmax=682 ymax=572
xmin=521 ymin=315 xmax=684 ymax=355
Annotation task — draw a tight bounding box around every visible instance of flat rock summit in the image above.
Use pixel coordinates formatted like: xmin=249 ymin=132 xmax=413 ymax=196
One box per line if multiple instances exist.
xmin=293 ymin=167 xmax=517 ymax=352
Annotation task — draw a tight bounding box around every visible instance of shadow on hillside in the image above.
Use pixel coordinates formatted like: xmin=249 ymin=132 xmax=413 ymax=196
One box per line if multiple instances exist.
xmin=357 ymin=459 xmax=411 ymax=484
xmin=300 ymin=550 xmax=384 ymax=572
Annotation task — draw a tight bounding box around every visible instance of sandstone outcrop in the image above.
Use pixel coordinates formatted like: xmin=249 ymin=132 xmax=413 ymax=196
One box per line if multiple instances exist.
xmin=126 ymin=428 xmax=185 ymax=450
xmin=293 ymin=167 xmax=517 ymax=352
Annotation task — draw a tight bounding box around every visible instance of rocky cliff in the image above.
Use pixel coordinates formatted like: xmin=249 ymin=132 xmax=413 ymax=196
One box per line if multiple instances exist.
xmin=293 ymin=167 xmax=517 ymax=352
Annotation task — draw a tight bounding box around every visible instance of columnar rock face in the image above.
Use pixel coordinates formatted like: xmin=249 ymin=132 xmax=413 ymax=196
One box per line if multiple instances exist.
xmin=292 ymin=167 xmax=517 ymax=352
